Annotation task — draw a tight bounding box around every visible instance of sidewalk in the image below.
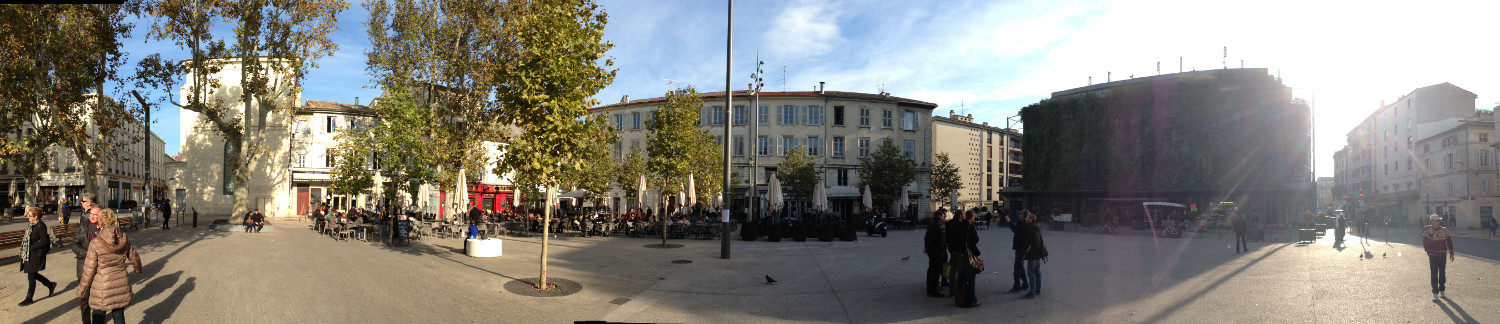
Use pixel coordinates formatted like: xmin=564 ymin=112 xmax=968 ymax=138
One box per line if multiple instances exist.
xmin=1 ymin=220 xmax=1496 ymax=323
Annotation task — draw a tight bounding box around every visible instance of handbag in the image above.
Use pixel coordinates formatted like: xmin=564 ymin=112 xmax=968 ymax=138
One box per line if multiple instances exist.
xmin=966 ymin=246 xmax=985 ymax=272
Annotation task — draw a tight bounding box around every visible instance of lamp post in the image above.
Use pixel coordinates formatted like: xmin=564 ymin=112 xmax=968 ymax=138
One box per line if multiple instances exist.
xmin=720 ymin=0 xmax=733 ymax=259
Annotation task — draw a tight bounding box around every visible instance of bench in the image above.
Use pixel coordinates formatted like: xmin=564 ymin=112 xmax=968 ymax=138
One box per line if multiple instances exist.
xmin=52 ymin=223 xmax=79 ymax=249
xmin=0 ymin=230 xmax=25 ymax=253
xmin=119 ymin=217 xmax=139 ymax=231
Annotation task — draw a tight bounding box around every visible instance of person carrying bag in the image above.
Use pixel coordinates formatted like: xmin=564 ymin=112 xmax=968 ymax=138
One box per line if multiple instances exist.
xmin=948 ymin=210 xmax=982 ymax=308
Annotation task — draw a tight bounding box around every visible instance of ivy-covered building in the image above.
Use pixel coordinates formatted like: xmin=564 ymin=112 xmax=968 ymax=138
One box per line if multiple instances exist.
xmin=1007 ymin=68 xmax=1313 ymax=226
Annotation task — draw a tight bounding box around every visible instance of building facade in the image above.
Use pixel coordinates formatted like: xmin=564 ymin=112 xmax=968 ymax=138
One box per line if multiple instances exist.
xmin=1 ymin=95 xmax=168 ymax=210
xmin=930 ymin=111 xmax=1022 ymax=212
xmin=591 ymin=89 xmax=937 ymax=220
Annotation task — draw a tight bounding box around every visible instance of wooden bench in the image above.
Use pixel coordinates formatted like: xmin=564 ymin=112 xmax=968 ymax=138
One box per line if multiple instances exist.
xmin=0 ymin=230 xmax=26 ymax=253
xmin=52 ymin=223 xmax=79 ymax=249
xmin=119 ymin=217 xmax=139 ymax=231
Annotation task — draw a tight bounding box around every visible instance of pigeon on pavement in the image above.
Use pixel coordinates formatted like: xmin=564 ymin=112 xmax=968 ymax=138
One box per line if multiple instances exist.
xmin=902 ymin=256 xmax=910 ymax=261
xmin=765 ymin=275 xmax=777 ymax=284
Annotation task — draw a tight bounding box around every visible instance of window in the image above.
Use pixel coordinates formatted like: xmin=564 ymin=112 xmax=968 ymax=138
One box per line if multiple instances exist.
xmin=837 ymin=169 xmax=849 ymax=186
xmin=614 ymin=114 xmax=624 ymax=130
xmin=832 ymin=137 xmax=844 ymax=158
xmin=758 ymin=136 xmax=771 ymax=156
xmin=987 ymin=176 xmax=992 ymax=187
xmin=987 ymin=160 xmax=992 ymax=173
xmin=733 ymin=106 xmax=746 ymax=125
xmin=696 ymin=107 xmax=704 ymax=126
xmin=759 ymin=105 xmax=769 ymax=124
xmin=808 ymin=105 xmax=823 ymax=125
xmin=632 ymin=112 xmax=641 ymax=129
xmin=1408 ymin=157 xmax=1413 ymax=170
xmin=326 ymin=148 xmax=335 ymax=168
xmin=808 ymin=136 xmax=822 ymax=156
xmin=647 ymin=111 xmax=655 ymax=124
xmin=859 ymin=137 xmax=871 ymax=158
xmin=1484 ymin=133 xmax=1490 ymax=143
xmin=882 ymin=109 xmax=893 ymax=128
xmin=1483 ymin=150 xmax=1492 ymax=167
xmin=711 ymin=106 xmax=724 ymax=125
xmin=1486 ymin=179 xmax=1492 ymax=194
xmin=326 ymin=116 xmax=337 ymax=133
xmin=296 ymin=154 xmax=307 ymax=168
xmin=1384 ymin=164 xmax=1388 ymax=175
xmin=715 ymin=136 xmax=723 ymax=148
xmin=833 ymin=106 xmax=845 ymax=125
xmin=615 ymin=141 xmax=623 ymax=159
xmin=783 ymin=136 xmax=796 ymax=155
xmin=734 ymin=136 xmax=745 ymax=156
xmin=904 ymin=140 xmax=916 ymax=161
xmin=900 ymin=110 xmax=918 ymax=130
xmin=781 ymin=105 xmax=796 ymax=124
xmin=859 ymin=107 xmax=870 ymax=127
xmin=1424 ymin=144 xmax=1431 ymax=153
xmin=987 ymin=132 xmax=993 ymax=144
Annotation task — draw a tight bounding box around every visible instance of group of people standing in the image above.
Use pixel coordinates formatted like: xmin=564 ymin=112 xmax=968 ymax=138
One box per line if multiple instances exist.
xmin=18 ymin=192 xmax=143 ymax=324
xmin=923 ymin=208 xmax=1049 ymax=308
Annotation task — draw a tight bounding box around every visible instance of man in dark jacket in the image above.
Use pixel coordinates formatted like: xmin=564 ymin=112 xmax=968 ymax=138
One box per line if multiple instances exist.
xmin=923 ymin=210 xmax=949 ymax=297
xmin=73 ymin=192 xmax=102 ymax=323
xmin=1006 ymin=211 xmax=1030 ymax=293
xmin=947 ymin=210 xmax=980 ymax=308
xmin=1233 ymin=214 xmax=1249 ymax=253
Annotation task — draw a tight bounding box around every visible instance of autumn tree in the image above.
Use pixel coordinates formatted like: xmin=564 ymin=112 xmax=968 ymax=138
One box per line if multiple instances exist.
xmin=137 ymin=0 xmax=346 ymax=220
xmin=0 ymin=4 xmax=139 ymax=202
xmin=929 ymin=152 xmax=962 ymax=210
xmin=645 ymin=87 xmax=705 ymax=247
xmin=775 ymin=146 xmax=821 ymax=206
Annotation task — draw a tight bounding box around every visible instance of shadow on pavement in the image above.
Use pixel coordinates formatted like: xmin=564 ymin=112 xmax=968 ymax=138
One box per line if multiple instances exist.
xmin=141 ymin=277 xmax=196 ymax=323
xmin=1437 ymin=298 xmax=1478 ymax=324
xmin=1141 ymin=242 xmax=1294 ymax=324
xmin=21 ymin=227 xmax=225 ymax=324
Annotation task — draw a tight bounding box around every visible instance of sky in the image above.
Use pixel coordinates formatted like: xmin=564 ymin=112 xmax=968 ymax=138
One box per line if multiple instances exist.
xmin=127 ymin=0 xmax=1499 ymax=179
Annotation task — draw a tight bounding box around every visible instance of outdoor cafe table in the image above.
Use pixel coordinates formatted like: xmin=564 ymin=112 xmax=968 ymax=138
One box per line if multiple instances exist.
xmin=352 ymin=224 xmax=374 ymax=241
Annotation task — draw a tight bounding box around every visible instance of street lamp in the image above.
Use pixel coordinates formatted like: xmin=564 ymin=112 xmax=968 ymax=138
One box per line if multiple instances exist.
xmin=748 ymin=56 xmax=765 ymax=223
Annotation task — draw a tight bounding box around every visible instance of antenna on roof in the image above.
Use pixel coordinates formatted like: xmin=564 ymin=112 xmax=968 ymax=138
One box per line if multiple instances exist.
xmin=780 ymin=66 xmax=787 ymax=92
xmin=877 ymin=83 xmax=885 ymax=95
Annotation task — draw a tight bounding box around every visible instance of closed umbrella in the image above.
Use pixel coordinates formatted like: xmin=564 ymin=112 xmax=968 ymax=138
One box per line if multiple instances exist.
xmin=812 ymin=179 xmax=827 ymax=212
xmin=898 ymin=190 xmax=910 ymax=220
xmin=637 ymin=175 xmax=647 ymax=211
xmin=862 ymin=184 xmax=873 ymax=214
xmin=456 ymin=168 xmax=466 ymax=221
xmin=767 ymin=174 xmax=783 ymax=212
xmin=687 ymin=173 xmax=697 ymax=207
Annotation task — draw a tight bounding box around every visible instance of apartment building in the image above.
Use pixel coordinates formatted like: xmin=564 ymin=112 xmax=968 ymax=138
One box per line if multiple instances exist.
xmin=1 ymin=94 xmax=168 ymax=210
xmin=930 ymin=110 xmax=1022 ymax=211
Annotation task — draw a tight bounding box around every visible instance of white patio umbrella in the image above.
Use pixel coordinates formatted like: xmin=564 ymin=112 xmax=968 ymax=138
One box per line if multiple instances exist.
xmin=637 ymin=175 xmax=647 ymax=211
xmin=510 ymin=184 xmax=520 ymax=210
xmin=687 ymin=173 xmax=697 ymax=207
xmin=455 ymin=168 xmax=467 ymax=221
xmin=767 ymin=174 xmax=784 ymax=212
xmin=898 ymin=190 xmax=910 ymax=219
xmin=812 ymin=179 xmax=827 ymax=212
xmin=862 ymin=184 xmax=873 ymax=214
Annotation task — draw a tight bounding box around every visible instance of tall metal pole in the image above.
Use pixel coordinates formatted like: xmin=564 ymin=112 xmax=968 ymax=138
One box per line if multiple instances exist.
xmin=721 ymin=0 xmax=733 ymax=259
xmin=142 ymin=97 xmax=151 ymax=226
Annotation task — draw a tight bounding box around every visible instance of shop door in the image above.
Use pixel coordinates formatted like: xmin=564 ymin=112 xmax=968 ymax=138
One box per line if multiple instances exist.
xmin=297 ymin=184 xmax=310 ymax=215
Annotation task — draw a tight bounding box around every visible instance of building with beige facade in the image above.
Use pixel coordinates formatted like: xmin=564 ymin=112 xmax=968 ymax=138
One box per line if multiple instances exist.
xmin=930 ymin=111 xmax=1022 ymax=212
xmin=591 ymin=88 xmax=937 ymax=219
xmin=1 ymin=95 xmax=168 ymax=210
xmin=1333 ymin=82 xmax=1494 ymax=226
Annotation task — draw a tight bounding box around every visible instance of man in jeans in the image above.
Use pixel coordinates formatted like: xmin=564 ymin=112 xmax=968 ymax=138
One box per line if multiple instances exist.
xmin=1005 ymin=211 xmax=1029 ymax=293
xmin=1423 ymin=214 xmax=1455 ymax=301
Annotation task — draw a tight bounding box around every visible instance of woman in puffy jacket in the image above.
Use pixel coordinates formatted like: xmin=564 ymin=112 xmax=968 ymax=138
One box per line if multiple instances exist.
xmin=78 ymin=209 xmax=142 ymax=324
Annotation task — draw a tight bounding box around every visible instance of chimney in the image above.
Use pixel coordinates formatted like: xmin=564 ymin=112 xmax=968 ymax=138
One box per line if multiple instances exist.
xmin=621 ymin=95 xmax=630 ymax=103
xmin=819 ymin=82 xmax=826 ymax=94
xmin=355 ymin=97 xmax=360 ymax=106
xmin=949 ymin=110 xmax=955 ymax=118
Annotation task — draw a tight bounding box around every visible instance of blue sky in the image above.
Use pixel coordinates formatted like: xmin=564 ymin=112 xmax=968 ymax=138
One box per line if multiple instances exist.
xmin=129 ymin=0 xmax=1499 ymax=178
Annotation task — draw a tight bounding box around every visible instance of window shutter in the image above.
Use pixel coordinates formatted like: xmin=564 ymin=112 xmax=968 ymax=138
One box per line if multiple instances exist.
xmin=776 ymin=105 xmax=782 ymax=125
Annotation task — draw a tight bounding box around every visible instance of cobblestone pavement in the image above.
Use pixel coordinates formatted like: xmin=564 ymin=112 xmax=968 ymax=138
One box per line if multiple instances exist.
xmin=1 ymin=220 xmax=1496 ymax=323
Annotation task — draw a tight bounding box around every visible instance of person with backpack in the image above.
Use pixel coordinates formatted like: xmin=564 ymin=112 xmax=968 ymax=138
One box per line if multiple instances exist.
xmin=1020 ymin=212 xmax=1049 ymax=299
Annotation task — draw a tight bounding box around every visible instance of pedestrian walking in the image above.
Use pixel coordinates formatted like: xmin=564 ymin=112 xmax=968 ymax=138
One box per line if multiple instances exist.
xmin=923 ymin=209 xmax=949 ymax=297
xmin=1422 ymin=214 xmax=1455 ymax=301
xmin=1005 ymin=211 xmax=1029 ymax=293
xmin=947 ymin=210 xmax=980 ymax=308
xmin=19 ymin=207 xmax=57 ymax=306
xmin=1021 ymin=212 xmax=1049 ymax=299
xmin=73 ymin=192 xmax=103 ymax=324
xmin=160 ymin=199 xmax=171 ymax=230
xmin=78 ymin=209 xmax=142 ymax=324
xmin=60 ymin=198 xmax=72 ymax=225
xmin=1233 ymin=214 xmax=1249 ymax=253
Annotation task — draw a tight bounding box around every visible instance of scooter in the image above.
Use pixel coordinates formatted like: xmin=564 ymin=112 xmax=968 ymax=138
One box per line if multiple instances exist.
xmin=1102 ymin=218 xmax=1118 ymax=235
xmin=1162 ymin=224 xmax=1181 ymax=238
xmin=866 ymin=216 xmax=888 ymax=237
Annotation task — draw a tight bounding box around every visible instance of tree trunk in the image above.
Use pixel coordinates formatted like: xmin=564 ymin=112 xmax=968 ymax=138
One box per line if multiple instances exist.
xmin=539 ymin=184 xmax=554 ymax=289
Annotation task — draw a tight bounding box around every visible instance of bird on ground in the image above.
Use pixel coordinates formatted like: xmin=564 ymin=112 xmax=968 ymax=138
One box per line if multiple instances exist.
xmin=1383 ymin=253 xmax=1387 ymax=258
xmin=765 ymin=275 xmax=777 ymax=284
xmin=901 ymin=256 xmax=910 ymax=261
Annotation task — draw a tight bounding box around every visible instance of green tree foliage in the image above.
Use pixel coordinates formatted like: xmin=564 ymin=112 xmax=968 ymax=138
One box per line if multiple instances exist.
xmin=1019 ymin=71 xmax=1309 ymax=193
xmin=363 ymin=83 xmax=440 ymax=206
xmin=644 ymin=87 xmax=704 ymax=246
xmin=559 ymin=127 xmax=618 ymax=207
xmin=138 ymin=0 xmax=347 ymax=220
xmin=613 ymin=146 xmax=648 ymax=204
xmin=859 ymin=140 xmax=917 ymax=206
xmin=483 ymin=0 xmax=615 ymax=290
xmin=775 ymin=147 xmax=821 ymax=202
xmin=327 ymin=134 xmax=374 ymax=198
xmin=0 ymin=4 xmax=138 ymax=198
xmin=930 ymin=152 xmax=962 ymax=209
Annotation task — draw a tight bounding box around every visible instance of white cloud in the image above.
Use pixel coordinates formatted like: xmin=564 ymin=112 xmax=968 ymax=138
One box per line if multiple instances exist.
xmin=762 ymin=2 xmax=842 ymax=59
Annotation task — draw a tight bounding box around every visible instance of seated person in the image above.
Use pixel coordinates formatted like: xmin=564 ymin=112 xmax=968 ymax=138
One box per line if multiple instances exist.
xmin=249 ymin=210 xmax=266 ymax=233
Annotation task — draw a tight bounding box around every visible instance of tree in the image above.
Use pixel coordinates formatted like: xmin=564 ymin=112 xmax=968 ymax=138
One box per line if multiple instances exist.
xmin=930 ymin=152 xmax=962 ymax=210
xmin=360 ymin=83 xmax=440 ymax=207
xmin=612 ymin=146 xmax=648 ymax=208
xmin=327 ymin=129 xmax=375 ymax=201
xmin=775 ymin=147 xmax=821 ymax=205
xmin=0 ymin=4 xmax=138 ymax=201
xmin=559 ymin=127 xmax=618 ymax=209
xmin=486 ymin=0 xmax=615 ymax=291
xmin=138 ymin=0 xmax=347 ymax=220
xmin=645 ymin=86 xmax=704 ymax=247
xmin=858 ymin=140 xmax=916 ymax=208
xmin=686 ymin=131 xmax=727 ymax=209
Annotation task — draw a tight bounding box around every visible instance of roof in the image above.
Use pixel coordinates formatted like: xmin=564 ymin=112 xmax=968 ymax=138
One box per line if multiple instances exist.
xmin=300 ymin=100 xmax=374 ymax=116
xmin=592 ymin=90 xmax=938 ymax=111
xmin=931 ymin=115 xmax=1022 ymax=135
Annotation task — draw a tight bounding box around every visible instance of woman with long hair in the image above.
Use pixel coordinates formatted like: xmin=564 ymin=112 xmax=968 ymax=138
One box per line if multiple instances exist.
xmin=77 ymin=209 xmax=143 ymax=324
